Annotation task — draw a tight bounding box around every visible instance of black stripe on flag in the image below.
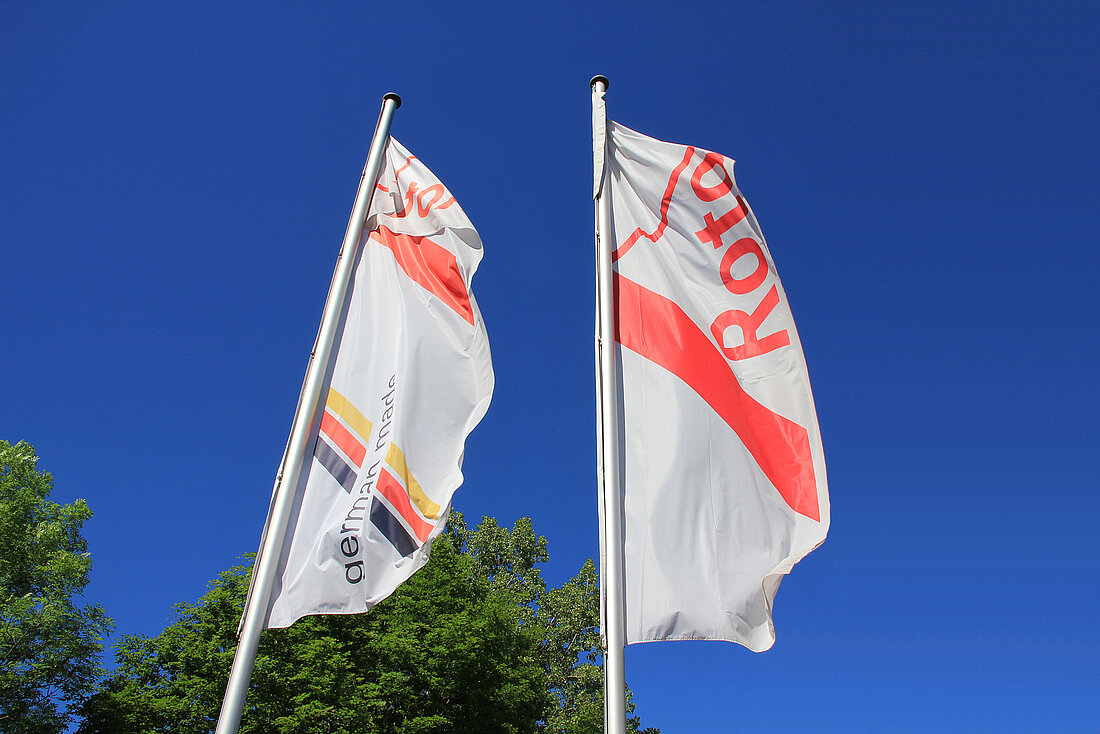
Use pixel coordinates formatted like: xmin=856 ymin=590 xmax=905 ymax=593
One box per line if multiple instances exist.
xmin=314 ymin=437 xmax=356 ymax=494
xmin=370 ymin=496 xmax=418 ymax=557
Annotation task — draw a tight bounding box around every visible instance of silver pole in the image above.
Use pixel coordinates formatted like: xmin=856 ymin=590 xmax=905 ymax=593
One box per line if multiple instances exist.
xmin=215 ymin=92 xmax=402 ymax=734
xmin=591 ymin=75 xmax=627 ymax=734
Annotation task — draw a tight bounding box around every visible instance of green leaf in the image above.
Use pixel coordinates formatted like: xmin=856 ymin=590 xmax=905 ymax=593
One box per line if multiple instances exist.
xmin=0 ymin=440 xmax=114 ymax=734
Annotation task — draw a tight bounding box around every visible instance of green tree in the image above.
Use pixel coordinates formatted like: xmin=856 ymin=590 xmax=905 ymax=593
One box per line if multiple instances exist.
xmin=80 ymin=533 xmax=550 ymax=733
xmin=0 ymin=440 xmax=113 ymax=734
xmin=448 ymin=514 xmax=656 ymax=734
xmin=79 ymin=513 xmax=657 ymax=734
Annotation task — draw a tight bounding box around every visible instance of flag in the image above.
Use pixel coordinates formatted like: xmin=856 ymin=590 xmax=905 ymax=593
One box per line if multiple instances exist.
xmin=604 ymin=121 xmax=829 ymax=651
xmin=264 ymin=137 xmax=493 ymax=629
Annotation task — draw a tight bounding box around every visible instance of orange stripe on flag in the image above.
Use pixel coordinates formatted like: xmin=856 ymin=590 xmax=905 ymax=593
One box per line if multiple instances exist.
xmin=319 ymin=410 xmax=366 ymax=468
xmin=615 ymin=273 xmax=820 ymax=521
xmin=368 ymin=226 xmax=474 ymax=325
xmin=326 ymin=387 xmax=372 ymax=441
xmin=376 ymin=468 xmax=434 ymax=542
xmin=384 ymin=443 xmax=440 ymax=519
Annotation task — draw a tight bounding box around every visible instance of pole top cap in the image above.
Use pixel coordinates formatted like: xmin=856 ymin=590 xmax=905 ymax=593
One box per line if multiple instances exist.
xmin=590 ymin=75 xmax=610 ymax=90
xmin=382 ymin=92 xmax=402 ymax=108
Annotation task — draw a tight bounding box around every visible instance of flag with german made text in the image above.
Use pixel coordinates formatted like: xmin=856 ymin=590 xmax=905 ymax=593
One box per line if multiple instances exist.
xmin=605 ymin=122 xmax=829 ymax=651
xmin=264 ymin=138 xmax=493 ymax=629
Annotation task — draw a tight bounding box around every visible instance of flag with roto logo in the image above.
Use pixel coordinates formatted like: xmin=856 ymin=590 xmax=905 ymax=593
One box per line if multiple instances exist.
xmin=605 ymin=122 xmax=829 ymax=651
xmin=264 ymin=137 xmax=493 ymax=629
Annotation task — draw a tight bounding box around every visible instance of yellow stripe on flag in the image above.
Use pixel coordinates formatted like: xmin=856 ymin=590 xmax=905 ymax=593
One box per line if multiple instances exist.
xmin=326 ymin=388 xmax=372 ymax=441
xmin=384 ymin=443 xmax=440 ymax=520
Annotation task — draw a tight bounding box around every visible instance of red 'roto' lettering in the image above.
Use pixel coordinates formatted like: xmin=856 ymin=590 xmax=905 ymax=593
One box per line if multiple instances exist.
xmin=710 ymin=285 xmax=791 ymax=361
xmin=392 ymin=180 xmax=457 ymax=219
xmin=719 ymin=237 xmax=769 ymax=295
xmin=416 ymin=183 xmax=446 ymax=215
xmin=689 ymin=149 xmax=789 ymax=361
xmin=695 ymin=203 xmax=747 ymax=250
xmin=416 ymin=183 xmax=456 ymax=216
xmin=690 ymin=152 xmax=734 ymax=202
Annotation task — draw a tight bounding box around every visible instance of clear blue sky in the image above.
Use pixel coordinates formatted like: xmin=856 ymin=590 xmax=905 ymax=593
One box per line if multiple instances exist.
xmin=3 ymin=2 xmax=1098 ymax=732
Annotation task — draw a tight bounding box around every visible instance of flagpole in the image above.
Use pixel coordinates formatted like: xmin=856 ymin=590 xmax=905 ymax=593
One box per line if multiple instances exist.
xmin=214 ymin=92 xmax=401 ymax=734
xmin=591 ymin=74 xmax=628 ymax=734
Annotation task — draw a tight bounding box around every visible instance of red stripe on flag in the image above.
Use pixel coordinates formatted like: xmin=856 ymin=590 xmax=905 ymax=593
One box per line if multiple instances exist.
xmin=376 ymin=468 xmax=434 ymax=542
xmin=611 ymin=146 xmax=696 ymax=263
xmin=368 ymin=226 xmax=474 ymax=325
xmin=614 ymin=274 xmax=820 ymax=521
xmin=319 ymin=410 xmax=366 ymax=468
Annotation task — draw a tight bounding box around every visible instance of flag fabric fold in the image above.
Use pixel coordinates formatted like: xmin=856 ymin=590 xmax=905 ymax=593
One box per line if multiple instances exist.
xmin=605 ymin=121 xmax=829 ymax=652
xmin=264 ymin=137 xmax=493 ymax=629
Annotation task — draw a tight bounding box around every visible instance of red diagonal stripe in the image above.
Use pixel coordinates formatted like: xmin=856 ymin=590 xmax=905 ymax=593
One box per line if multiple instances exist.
xmin=614 ymin=273 xmax=819 ymax=521
xmin=376 ymin=468 xmax=434 ymax=543
xmin=319 ymin=410 xmax=366 ymax=468
xmin=368 ymin=226 xmax=474 ymax=325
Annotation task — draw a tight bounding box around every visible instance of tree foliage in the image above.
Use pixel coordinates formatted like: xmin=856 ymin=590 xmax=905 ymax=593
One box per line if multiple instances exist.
xmin=79 ymin=513 xmax=656 ymax=734
xmin=0 ymin=440 xmax=113 ymax=734
xmin=447 ymin=514 xmax=655 ymax=734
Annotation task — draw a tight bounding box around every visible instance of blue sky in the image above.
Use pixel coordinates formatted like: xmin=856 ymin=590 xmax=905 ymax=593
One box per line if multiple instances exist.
xmin=3 ymin=2 xmax=1098 ymax=732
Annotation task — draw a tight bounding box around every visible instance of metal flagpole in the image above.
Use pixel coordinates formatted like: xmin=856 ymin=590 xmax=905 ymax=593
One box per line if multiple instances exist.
xmin=591 ymin=74 xmax=628 ymax=734
xmin=214 ymin=92 xmax=401 ymax=734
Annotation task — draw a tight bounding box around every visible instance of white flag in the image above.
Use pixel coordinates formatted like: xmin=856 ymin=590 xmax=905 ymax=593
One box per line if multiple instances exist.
xmin=265 ymin=137 xmax=493 ymax=629
xmin=605 ymin=121 xmax=829 ymax=651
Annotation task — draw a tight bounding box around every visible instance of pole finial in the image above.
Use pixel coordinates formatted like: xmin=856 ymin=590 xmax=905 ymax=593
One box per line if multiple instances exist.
xmin=382 ymin=92 xmax=402 ymax=108
xmin=590 ymin=75 xmax=610 ymax=90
